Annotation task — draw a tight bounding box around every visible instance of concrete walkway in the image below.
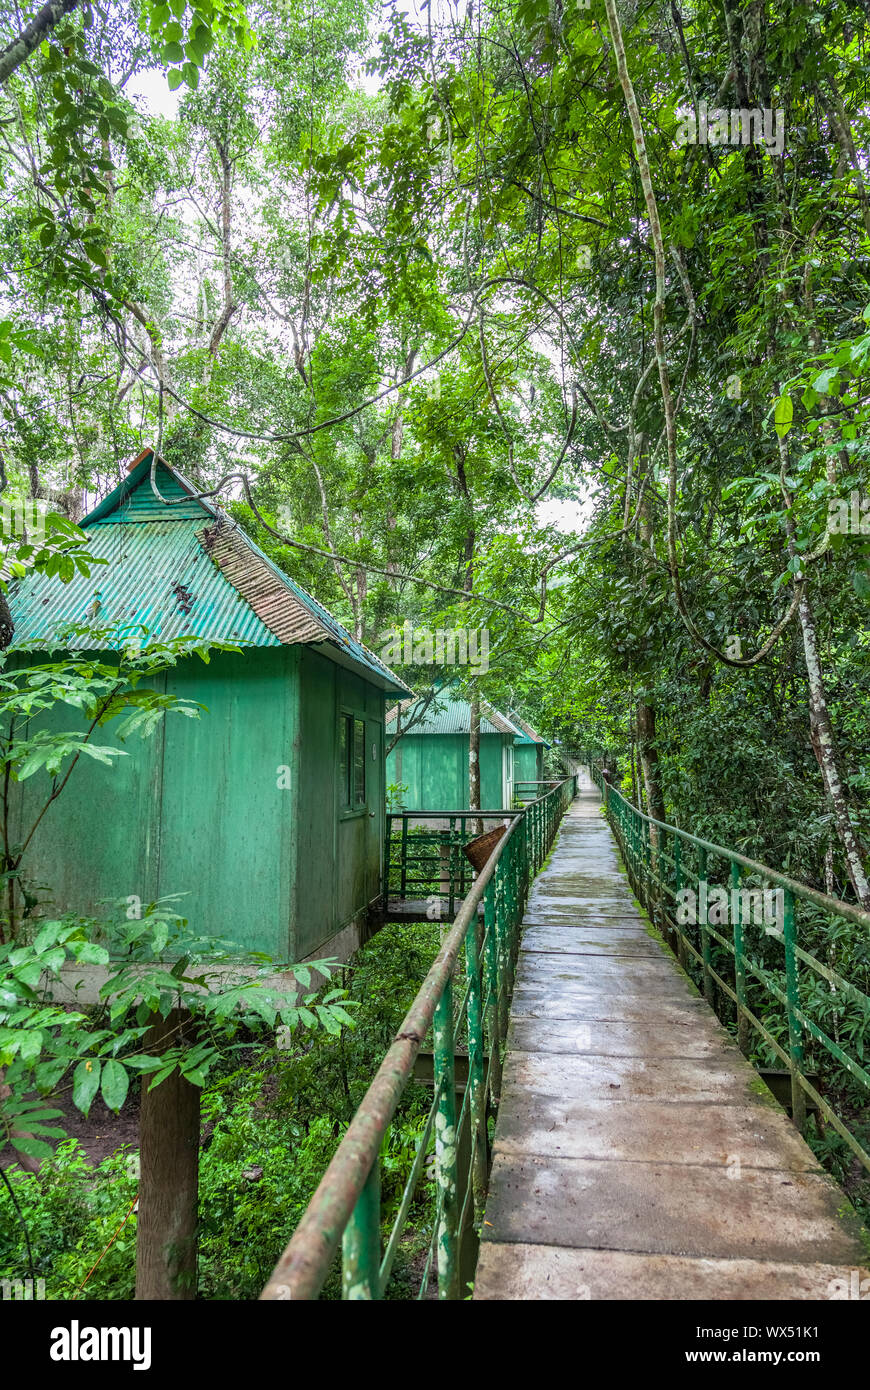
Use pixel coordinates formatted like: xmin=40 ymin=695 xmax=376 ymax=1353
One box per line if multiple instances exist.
xmin=475 ymin=773 xmax=870 ymax=1300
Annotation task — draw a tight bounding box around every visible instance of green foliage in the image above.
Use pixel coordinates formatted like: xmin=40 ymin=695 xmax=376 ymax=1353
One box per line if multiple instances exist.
xmin=1 ymin=0 xmax=869 ymax=1290
xmin=0 ymin=897 xmax=355 ymax=1164
xmin=0 ymin=920 xmax=439 ymax=1298
xmin=0 ymin=1142 xmax=139 ymax=1298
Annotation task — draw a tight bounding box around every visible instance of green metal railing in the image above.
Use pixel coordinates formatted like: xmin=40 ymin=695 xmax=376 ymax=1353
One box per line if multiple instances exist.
xmin=261 ymin=774 xmax=577 ymax=1301
xmin=588 ymin=761 xmax=870 ymax=1174
xmin=383 ymin=783 xmax=569 ymax=916
xmin=384 ymin=809 xmax=519 ymax=918
xmin=514 ymin=778 xmax=560 ymax=806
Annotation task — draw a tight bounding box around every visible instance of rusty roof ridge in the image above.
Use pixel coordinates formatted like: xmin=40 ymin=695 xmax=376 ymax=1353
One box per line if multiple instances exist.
xmin=207 ymin=514 xmax=412 ymax=686
xmin=194 ymin=512 xmax=412 ymax=692
xmin=508 ymin=710 xmax=549 ymax=745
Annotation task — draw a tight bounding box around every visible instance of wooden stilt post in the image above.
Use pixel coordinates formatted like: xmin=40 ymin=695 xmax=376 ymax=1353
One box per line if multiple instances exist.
xmin=135 ymin=1009 xmax=199 ymax=1300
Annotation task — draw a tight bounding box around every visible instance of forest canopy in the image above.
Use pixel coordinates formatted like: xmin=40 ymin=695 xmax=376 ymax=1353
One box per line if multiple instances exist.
xmin=0 ymin=0 xmax=869 ymax=906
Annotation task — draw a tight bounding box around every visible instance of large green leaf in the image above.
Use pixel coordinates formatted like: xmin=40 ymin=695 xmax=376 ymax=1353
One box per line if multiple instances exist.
xmin=773 ymin=394 xmax=793 ymax=439
xmin=72 ymin=1058 xmax=101 ymax=1115
xmin=100 ymin=1059 xmax=129 ymax=1112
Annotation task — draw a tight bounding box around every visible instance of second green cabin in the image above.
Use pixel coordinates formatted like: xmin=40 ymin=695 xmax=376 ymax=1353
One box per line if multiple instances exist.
xmin=509 ymin=712 xmax=550 ymax=796
xmin=386 ymin=688 xmax=523 ymax=811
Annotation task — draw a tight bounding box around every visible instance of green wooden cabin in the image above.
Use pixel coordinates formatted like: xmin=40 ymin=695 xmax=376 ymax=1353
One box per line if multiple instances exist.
xmin=510 ymin=712 xmax=550 ymax=788
xmin=385 ymin=687 xmax=520 ymax=810
xmin=7 ymin=450 xmax=411 ymax=963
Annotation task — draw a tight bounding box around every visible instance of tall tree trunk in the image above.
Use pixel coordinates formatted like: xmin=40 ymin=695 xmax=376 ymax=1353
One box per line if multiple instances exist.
xmin=351 ymin=508 xmax=367 ymax=643
xmin=469 ymin=690 xmax=482 ymax=836
xmin=628 ymin=681 xmax=638 ymax=807
xmin=203 ymin=136 xmax=237 ymax=388
xmin=796 ymin=586 xmax=870 ymax=909
xmin=458 ymin=465 xmax=481 ymax=832
xmin=636 ymin=699 xmax=666 ymax=836
xmin=779 ymin=439 xmax=870 ymax=908
xmin=634 ymin=445 xmax=667 ymax=850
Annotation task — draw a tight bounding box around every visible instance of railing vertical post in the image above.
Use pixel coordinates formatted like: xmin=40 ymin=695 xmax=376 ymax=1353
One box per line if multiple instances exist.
xmin=433 ymin=984 xmax=460 ymax=1299
xmin=342 ymin=1159 xmax=381 ymax=1299
xmin=643 ymin=818 xmax=651 ymax=900
xmin=505 ymin=836 xmax=517 ymax=985
xmin=483 ymin=881 xmax=502 ymax=1104
xmin=465 ymin=915 xmax=488 ymax=1215
xmin=400 ymin=814 xmax=408 ymax=900
xmin=496 ymin=847 xmax=511 ymax=1037
xmin=782 ymin=887 xmax=807 ymax=1129
xmin=731 ymin=859 xmax=749 ymax=1055
xmin=384 ymin=815 xmax=393 ymax=903
xmin=515 ymin=814 xmax=524 ymax=910
xmin=513 ymin=829 xmax=523 ymax=958
xmin=698 ymin=847 xmax=714 ymax=1007
xmin=448 ymin=816 xmax=457 ymax=919
xmin=672 ymin=833 xmax=686 ymax=967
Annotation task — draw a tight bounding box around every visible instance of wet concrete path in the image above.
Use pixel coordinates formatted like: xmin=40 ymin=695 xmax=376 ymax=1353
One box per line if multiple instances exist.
xmin=474 ymin=772 xmax=870 ymax=1300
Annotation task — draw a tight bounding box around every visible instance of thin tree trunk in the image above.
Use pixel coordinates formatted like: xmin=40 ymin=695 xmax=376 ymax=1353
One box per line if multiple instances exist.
xmin=351 ymin=508 xmax=367 ymax=643
xmin=203 ymin=137 xmax=237 ymax=386
xmin=469 ymin=690 xmax=482 ymax=836
xmin=628 ymin=684 xmax=638 ymax=807
xmin=124 ymin=299 xmax=175 ymax=420
xmin=796 ymin=585 xmax=870 ymax=909
xmin=634 ymin=448 xmax=666 ymax=851
xmin=778 ymin=439 xmax=870 ymax=908
xmin=636 ymin=700 xmax=666 ymax=835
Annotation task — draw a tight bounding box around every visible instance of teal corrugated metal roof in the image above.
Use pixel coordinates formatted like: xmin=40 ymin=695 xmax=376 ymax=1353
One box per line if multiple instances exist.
xmin=386 ymin=692 xmax=515 ymax=737
xmin=7 ymin=451 xmax=412 ymax=695
xmin=87 ymin=460 xmax=205 ymax=523
xmin=9 ymin=517 xmax=279 ymax=649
